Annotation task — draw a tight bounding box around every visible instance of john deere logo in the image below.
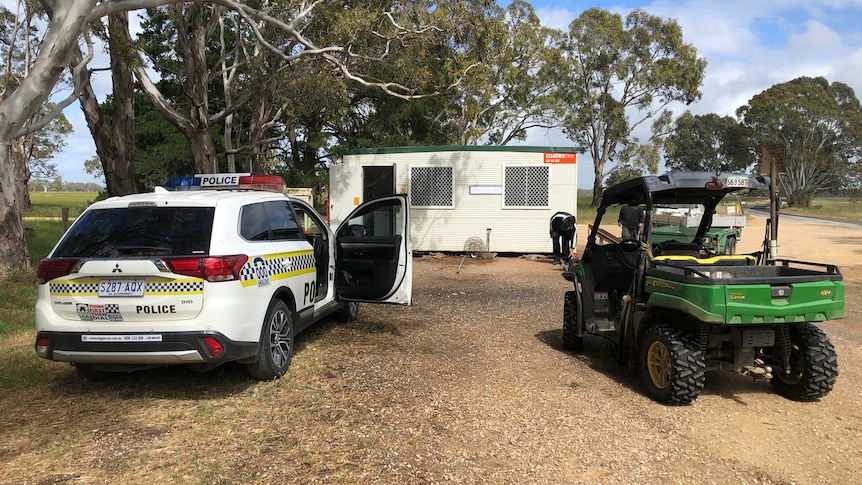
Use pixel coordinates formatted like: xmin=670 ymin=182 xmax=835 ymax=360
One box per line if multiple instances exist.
xmin=730 ymin=292 xmax=745 ymax=300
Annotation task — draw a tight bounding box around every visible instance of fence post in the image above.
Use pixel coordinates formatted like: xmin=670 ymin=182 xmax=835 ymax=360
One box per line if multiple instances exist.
xmin=61 ymin=207 xmax=70 ymax=233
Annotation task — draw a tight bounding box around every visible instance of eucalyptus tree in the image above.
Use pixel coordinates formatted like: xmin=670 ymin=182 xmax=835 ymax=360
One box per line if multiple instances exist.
xmin=0 ymin=4 xmax=72 ymax=209
xmin=434 ymin=0 xmax=564 ymax=146
xmin=664 ymin=111 xmax=753 ymax=172
xmin=737 ymin=76 xmax=862 ymax=207
xmin=0 ymin=0 xmax=454 ymax=274
xmin=132 ymin=1 xmax=444 ymax=176
xmin=558 ymin=8 xmax=706 ymax=206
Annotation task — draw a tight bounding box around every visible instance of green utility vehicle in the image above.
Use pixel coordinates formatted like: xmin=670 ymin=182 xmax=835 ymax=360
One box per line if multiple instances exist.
xmin=562 ymin=172 xmax=844 ymax=405
xmin=650 ymin=196 xmax=746 ymax=254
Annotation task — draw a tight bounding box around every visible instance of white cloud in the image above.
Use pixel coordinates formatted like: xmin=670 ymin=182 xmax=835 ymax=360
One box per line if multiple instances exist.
xmin=523 ymin=0 xmax=862 ymax=189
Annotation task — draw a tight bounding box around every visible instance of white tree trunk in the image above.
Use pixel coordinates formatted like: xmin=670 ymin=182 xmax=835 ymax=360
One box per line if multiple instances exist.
xmin=0 ymin=0 xmax=96 ymax=273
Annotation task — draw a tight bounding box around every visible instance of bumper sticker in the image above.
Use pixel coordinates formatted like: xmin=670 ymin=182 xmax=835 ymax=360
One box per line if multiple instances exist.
xmin=77 ymin=303 xmax=124 ymax=321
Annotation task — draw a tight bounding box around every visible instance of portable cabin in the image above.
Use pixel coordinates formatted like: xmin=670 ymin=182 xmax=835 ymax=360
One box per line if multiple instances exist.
xmin=328 ymin=145 xmax=580 ymax=253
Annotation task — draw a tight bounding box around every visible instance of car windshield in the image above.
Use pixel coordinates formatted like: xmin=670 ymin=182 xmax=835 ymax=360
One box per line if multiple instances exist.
xmin=52 ymin=207 xmax=215 ymax=258
xmin=650 ymin=204 xmax=705 ymax=245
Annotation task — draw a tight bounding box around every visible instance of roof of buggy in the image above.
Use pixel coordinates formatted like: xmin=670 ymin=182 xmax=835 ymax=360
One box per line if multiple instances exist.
xmin=599 ymin=172 xmax=770 ymax=208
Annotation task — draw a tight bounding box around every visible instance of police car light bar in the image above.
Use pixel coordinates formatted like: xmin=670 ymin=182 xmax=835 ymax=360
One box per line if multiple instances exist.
xmin=163 ymin=174 xmax=286 ymax=193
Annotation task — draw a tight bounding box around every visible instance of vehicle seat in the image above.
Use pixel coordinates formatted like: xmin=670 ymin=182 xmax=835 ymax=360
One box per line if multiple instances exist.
xmin=653 ymin=242 xmax=702 ymax=258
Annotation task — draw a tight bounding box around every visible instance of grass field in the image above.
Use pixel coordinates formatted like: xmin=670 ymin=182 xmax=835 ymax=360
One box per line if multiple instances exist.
xmin=24 ymin=192 xmax=97 ymax=266
xmin=26 ymin=191 xmax=96 ymax=218
xmin=780 ymin=197 xmax=862 ymax=221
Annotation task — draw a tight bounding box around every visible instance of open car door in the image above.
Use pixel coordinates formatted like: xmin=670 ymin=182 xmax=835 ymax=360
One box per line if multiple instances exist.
xmin=335 ymin=194 xmax=412 ymax=305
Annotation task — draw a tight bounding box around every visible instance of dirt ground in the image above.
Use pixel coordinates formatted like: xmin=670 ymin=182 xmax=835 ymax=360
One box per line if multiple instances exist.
xmin=1 ymin=214 xmax=861 ymax=484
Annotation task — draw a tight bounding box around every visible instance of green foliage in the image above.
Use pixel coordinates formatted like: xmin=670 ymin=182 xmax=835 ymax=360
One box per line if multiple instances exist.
xmin=427 ymin=0 xmax=566 ymax=145
xmin=132 ymin=91 xmax=197 ymax=189
xmin=605 ymin=165 xmax=644 ymax=187
xmin=737 ymin=76 xmax=862 ymax=207
xmin=559 ymin=8 xmax=707 ymax=206
xmin=665 ymin=111 xmax=753 ymax=172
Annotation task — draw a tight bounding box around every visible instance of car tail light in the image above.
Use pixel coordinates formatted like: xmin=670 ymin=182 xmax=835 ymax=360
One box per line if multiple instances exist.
xmin=35 ymin=337 xmax=49 ymax=357
xmin=203 ymin=337 xmax=224 ymax=358
xmin=163 ymin=255 xmax=248 ymax=282
xmin=36 ymin=258 xmax=81 ymax=283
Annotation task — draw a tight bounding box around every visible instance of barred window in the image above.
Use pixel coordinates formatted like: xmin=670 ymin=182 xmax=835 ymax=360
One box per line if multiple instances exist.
xmin=503 ymin=165 xmax=549 ymax=208
xmin=410 ymin=166 xmax=454 ymax=207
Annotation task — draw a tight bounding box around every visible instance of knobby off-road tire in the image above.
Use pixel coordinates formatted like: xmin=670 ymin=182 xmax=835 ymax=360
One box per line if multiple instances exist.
xmin=562 ymin=291 xmax=584 ymax=351
xmin=247 ymin=299 xmax=294 ymax=380
xmin=771 ymin=323 xmax=838 ymax=401
xmin=640 ymin=324 xmax=706 ymax=405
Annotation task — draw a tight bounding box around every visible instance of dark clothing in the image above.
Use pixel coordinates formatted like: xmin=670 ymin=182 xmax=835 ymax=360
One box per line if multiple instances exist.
xmin=550 ymin=212 xmax=576 ymax=261
xmin=618 ymin=205 xmax=644 ymax=240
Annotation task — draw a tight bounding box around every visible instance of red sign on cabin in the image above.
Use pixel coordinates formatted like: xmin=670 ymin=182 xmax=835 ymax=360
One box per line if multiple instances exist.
xmin=543 ymin=152 xmax=577 ymax=164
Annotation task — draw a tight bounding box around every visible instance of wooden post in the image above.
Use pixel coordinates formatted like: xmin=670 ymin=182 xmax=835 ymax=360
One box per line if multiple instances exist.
xmin=61 ymin=207 xmax=70 ymax=233
xmin=761 ymin=143 xmax=786 ymax=260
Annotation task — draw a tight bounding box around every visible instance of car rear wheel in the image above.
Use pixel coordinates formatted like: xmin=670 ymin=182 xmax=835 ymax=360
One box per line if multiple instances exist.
xmin=724 ymin=237 xmax=737 ymax=255
xmin=246 ymin=299 xmax=294 ymax=380
xmin=640 ymin=324 xmax=705 ymax=405
xmin=771 ymin=323 xmax=838 ymax=401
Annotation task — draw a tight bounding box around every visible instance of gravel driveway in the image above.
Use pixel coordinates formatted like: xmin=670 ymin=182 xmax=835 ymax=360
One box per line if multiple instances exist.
xmin=1 ymin=216 xmax=860 ymax=484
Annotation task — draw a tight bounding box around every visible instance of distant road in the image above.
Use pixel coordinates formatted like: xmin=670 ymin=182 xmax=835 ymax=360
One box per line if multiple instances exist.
xmin=747 ymin=204 xmax=862 ymax=228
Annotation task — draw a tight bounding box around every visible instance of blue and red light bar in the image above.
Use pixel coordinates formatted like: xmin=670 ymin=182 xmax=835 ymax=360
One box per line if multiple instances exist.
xmin=163 ymin=173 xmax=286 ymax=193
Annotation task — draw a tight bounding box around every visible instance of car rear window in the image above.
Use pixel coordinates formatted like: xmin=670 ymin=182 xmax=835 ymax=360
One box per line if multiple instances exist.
xmin=52 ymin=207 xmax=215 ymax=257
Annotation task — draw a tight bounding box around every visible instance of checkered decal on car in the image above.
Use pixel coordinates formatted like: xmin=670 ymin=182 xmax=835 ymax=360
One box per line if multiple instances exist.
xmin=49 ymin=279 xmax=204 ymax=296
xmin=240 ymin=249 xmax=315 ymax=287
xmin=145 ymin=280 xmax=204 ymax=294
xmin=50 ymin=281 xmax=99 ymax=295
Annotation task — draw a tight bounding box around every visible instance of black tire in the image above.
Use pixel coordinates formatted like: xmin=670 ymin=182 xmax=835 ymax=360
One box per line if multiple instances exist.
xmin=640 ymin=324 xmax=706 ymax=405
xmin=335 ymin=301 xmax=360 ymax=322
xmin=562 ymin=291 xmax=584 ymax=351
xmin=246 ymin=299 xmax=294 ymax=380
xmin=771 ymin=323 xmax=838 ymax=401
xmin=724 ymin=237 xmax=737 ymax=255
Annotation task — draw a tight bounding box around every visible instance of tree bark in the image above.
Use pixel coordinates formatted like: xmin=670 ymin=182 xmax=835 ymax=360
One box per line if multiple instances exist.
xmin=75 ymin=13 xmax=137 ymax=196
xmin=0 ymin=0 xmax=95 ymax=273
xmin=12 ymin=138 xmax=31 ymax=211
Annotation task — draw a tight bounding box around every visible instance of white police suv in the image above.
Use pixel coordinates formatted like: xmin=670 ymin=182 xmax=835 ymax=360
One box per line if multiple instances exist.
xmin=34 ymin=174 xmax=412 ymax=380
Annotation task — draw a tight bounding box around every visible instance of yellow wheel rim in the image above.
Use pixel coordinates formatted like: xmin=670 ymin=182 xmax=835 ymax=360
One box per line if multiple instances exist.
xmin=647 ymin=340 xmax=672 ymax=389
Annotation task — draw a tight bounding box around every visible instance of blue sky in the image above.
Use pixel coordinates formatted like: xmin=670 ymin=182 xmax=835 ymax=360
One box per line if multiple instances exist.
xmin=519 ymin=0 xmax=862 ymax=187
xmin=50 ymin=1 xmax=862 ymax=188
